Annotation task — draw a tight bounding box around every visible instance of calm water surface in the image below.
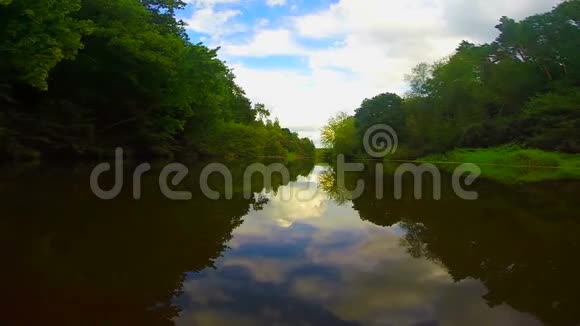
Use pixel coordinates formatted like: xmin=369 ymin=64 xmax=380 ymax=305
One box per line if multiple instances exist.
xmin=1 ymin=161 xmax=579 ymax=325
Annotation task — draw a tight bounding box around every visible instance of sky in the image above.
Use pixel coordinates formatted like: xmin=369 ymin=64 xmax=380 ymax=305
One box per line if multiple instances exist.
xmin=177 ymin=0 xmax=560 ymax=144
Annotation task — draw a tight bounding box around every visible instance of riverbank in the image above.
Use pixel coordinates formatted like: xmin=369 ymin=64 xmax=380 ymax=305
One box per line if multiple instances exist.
xmin=419 ymin=146 xmax=580 ymax=183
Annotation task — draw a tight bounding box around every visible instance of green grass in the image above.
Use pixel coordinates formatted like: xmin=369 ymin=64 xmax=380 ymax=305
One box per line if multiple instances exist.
xmin=418 ymin=145 xmax=580 ymax=183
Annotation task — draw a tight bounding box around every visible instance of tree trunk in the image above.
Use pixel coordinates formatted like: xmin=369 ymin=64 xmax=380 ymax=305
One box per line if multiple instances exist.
xmin=543 ymin=66 xmax=553 ymax=81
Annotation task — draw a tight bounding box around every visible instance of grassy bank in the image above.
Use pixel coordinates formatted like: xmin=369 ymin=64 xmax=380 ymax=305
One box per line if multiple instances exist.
xmin=418 ymin=146 xmax=580 ymax=183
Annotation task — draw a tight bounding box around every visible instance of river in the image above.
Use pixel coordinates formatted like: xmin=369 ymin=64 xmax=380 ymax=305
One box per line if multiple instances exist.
xmin=1 ymin=160 xmax=579 ymax=325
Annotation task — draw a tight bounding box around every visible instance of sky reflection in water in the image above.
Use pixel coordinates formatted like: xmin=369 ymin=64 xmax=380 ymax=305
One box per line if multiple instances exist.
xmin=174 ymin=166 xmax=541 ymax=326
xmin=2 ymin=163 xmax=577 ymax=325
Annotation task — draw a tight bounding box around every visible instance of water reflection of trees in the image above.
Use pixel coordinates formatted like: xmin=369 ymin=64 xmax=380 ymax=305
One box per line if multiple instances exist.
xmin=320 ymin=164 xmax=580 ymax=326
xmin=201 ymin=159 xmax=315 ymax=196
xmin=0 ymin=159 xmax=314 ymax=325
xmin=318 ymin=171 xmax=351 ymax=205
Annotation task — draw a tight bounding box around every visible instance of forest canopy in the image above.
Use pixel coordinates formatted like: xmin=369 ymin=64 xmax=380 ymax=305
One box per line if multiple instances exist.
xmin=322 ymin=0 xmax=580 ymax=158
xmin=0 ymin=0 xmax=315 ymax=160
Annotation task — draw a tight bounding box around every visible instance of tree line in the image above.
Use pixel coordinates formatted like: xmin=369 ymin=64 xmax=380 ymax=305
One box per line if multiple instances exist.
xmin=322 ymin=0 xmax=579 ymax=158
xmin=0 ymin=0 xmax=315 ymax=160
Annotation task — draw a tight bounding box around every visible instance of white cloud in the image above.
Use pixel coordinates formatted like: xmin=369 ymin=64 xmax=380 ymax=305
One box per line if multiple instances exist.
xmin=266 ymin=0 xmax=287 ymax=7
xmin=208 ymin=0 xmax=560 ymax=141
xmin=184 ymin=7 xmax=245 ymax=37
xmin=441 ymin=0 xmax=560 ymax=41
xmin=223 ymin=29 xmax=304 ymax=57
xmin=185 ymin=0 xmax=240 ymax=8
xmin=256 ymin=18 xmax=270 ymax=28
xmin=229 ymin=64 xmax=380 ymax=145
xmin=183 ymin=0 xmax=247 ymax=39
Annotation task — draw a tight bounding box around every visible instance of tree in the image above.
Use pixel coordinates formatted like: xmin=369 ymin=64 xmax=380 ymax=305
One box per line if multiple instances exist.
xmin=254 ymin=103 xmax=271 ymax=122
xmin=354 ymin=93 xmax=406 ymax=143
xmin=321 ymin=112 xmax=359 ymax=156
xmin=0 ymin=0 xmax=92 ymax=89
xmin=522 ymin=89 xmax=580 ymax=152
xmin=405 ymin=63 xmax=432 ymax=97
xmin=327 ymin=1 xmax=580 ymax=158
xmin=0 ymin=0 xmax=314 ymax=160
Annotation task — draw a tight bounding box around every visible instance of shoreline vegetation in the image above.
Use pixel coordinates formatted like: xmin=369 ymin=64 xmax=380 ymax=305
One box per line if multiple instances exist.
xmin=317 ymin=146 xmax=580 ymax=183
xmin=1 ymin=0 xmax=578 ymax=187
xmin=320 ymin=1 xmax=580 ymax=184
xmin=0 ymin=0 xmax=315 ymax=162
xmin=419 ymin=146 xmax=580 ymax=183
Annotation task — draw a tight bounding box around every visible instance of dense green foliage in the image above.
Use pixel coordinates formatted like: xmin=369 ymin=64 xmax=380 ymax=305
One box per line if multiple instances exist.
xmin=0 ymin=0 xmax=314 ymax=160
xmin=322 ymin=1 xmax=580 ymax=158
xmin=421 ymin=145 xmax=580 ymax=183
xmin=321 ymin=112 xmax=358 ymax=155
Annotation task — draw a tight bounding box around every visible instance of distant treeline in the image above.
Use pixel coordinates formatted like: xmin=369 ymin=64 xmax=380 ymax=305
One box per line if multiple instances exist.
xmin=0 ymin=0 xmax=315 ymax=160
xmin=322 ymin=0 xmax=579 ymax=159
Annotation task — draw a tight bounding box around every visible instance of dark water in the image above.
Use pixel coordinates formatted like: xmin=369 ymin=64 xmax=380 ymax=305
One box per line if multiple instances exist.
xmin=1 ymin=160 xmax=579 ymax=326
